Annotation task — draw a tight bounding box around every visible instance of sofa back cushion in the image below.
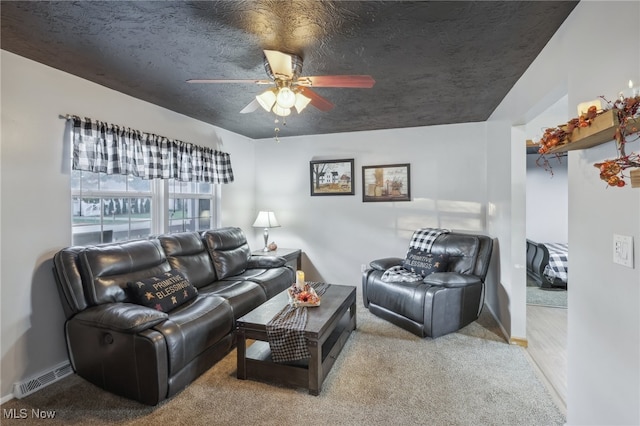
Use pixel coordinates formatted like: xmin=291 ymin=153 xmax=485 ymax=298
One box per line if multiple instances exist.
xmin=202 ymin=227 xmax=251 ymax=279
xmin=158 ymin=232 xmax=218 ymax=288
xmin=53 ymin=246 xmax=90 ymax=318
xmin=429 ymin=233 xmax=480 ymax=275
xmin=79 ymin=239 xmax=170 ymax=305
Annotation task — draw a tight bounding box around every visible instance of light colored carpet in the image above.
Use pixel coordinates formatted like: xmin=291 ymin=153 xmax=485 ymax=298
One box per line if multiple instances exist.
xmin=1 ymin=299 xmax=565 ymax=426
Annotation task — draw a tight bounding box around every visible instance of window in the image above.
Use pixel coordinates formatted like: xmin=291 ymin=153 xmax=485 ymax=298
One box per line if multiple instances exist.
xmin=71 ymin=171 xmax=153 ymax=245
xmin=168 ymin=179 xmax=214 ymax=233
xmin=68 ymin=116 xmax=230 ymax=244
xmin=71 ymin=172 xmax=217 ymax=245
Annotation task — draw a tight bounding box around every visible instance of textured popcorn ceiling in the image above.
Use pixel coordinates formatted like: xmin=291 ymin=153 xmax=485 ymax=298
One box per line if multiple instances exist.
xmin=1 ymin=1 xmax=578 ymax=139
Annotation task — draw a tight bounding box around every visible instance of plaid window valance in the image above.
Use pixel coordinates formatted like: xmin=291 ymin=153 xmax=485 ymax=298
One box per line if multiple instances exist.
xmin=70 ymin=116 xmax=234 ymax=183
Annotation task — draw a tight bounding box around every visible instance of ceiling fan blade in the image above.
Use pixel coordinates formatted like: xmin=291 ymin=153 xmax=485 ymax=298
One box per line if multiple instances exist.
xmin=263 ymin=50 xmax=293 ymax=79
xmin=186 ymin=79 xmax=272 ymax=85
xmin=298 ymin=75 xmax=375 ymax=88
xmin=240 ymin=99 xmax=260 ymax=114
xmin=298 ymin=87 xmax=334 ymax=112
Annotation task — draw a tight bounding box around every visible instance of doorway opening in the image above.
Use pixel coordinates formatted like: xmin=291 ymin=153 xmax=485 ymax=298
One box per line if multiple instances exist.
xmin=524 ymin=94 xmax=568 ymax=409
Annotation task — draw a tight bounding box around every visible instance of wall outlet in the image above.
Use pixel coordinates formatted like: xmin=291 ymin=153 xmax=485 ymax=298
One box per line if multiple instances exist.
xmin=613 ymin=234 xmax=634 ymax=268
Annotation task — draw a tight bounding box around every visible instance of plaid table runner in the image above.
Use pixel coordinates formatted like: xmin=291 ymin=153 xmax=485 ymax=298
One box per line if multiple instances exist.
xmin=382 ymin=228 xmax=450 ymax=282
xmin=265 ymin=283 xmax=329 ymax=363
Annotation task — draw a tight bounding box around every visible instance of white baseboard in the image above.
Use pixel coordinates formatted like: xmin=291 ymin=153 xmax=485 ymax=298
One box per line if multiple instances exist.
xmin=1 ymin=393 xmax=15 ymax=404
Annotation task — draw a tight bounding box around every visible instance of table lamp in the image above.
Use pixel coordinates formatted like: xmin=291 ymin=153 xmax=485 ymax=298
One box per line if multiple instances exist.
xmin=252 ymin=211 xmax=280 ymax=251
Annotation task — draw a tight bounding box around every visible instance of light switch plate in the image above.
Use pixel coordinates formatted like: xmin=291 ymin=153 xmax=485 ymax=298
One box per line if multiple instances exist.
xmin=613 ymin=234 xmax=634 ymax=268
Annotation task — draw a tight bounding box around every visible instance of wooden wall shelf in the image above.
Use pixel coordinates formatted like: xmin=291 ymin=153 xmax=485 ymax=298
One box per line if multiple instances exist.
xmin=546 ymin=109 xmax=640 ymax=154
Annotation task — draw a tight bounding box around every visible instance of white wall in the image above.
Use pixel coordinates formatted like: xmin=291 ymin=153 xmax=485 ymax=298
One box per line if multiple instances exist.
xmin=526 ymin=155 xmax=568 ymax=243
xmin=488 ymin=1 xmax=640 ymax=424
xmin=0 ymin=51 xmax=256 ymax=401
xmin=251 ymin=122 xmax=489 ymax=288
xmin=526 ymin=95 xmax=569 ymax=243
xmin=3 ymin=2 xmax=639 ymax=423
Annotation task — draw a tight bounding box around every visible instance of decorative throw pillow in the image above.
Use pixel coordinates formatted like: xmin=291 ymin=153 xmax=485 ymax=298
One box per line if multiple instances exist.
xmin=402 ymin=249 xmax=448 ymax=277
xmin=127 ymin=269 xmax=198 ymax=313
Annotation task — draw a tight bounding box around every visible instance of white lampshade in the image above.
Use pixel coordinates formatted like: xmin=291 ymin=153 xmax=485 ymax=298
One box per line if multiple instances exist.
xmin=276 ymin=87 xmax=296 ymax=109
xmin=294 ymin=92 xmax=312 ymax=113
xmin=256 ymin=89 xmax=277 ymax=112
xmin=253 ymin=211 xmax=280 ymax=252
xmin=252 ymin=211 xmax=280 ymax=228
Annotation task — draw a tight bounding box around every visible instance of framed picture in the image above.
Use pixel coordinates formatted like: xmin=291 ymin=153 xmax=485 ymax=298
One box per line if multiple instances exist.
xmin=362 ymin=163 xmax=411 ymax=202
xmin=310 ymin=159 xmax=355 ymax=196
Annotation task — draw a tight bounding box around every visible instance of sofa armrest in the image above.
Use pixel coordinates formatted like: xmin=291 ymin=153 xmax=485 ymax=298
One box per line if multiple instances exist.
xmin=369 ymin=257 xmax=404 ymax=271
xmin=247 ymin=255 xmax=287 ymax=269
xmin=423 ymin=272 xmax=481 ymax=288
xmin=72 ymin=303 xmax=167 ymax=333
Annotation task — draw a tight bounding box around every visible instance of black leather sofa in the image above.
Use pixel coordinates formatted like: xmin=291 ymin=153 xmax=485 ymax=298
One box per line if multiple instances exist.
xmin=52 ymin=227 xmax=294 ymax=405
xmin=362 ymin=232 xmax=493 ymax=338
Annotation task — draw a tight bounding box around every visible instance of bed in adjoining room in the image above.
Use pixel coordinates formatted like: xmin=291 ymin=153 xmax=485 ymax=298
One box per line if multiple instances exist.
xmin=526 ymin=239 xmax=568 ymax=290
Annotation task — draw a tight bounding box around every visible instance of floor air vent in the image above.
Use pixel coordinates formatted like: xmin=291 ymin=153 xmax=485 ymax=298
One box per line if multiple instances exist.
xmin=13 ymin=361 xmax=73 ymax=399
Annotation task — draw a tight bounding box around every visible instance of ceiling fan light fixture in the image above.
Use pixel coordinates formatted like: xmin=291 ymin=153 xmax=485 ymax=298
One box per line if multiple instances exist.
xmin=256 ymin=89 xmax=277 ymax=112
xmin=275 ymin=87 xmax=296 ymax=109
xmin=294 ymin=92 xmax=312 ymax=113
xmin=272 ymin=104 xmax=291 ymax=117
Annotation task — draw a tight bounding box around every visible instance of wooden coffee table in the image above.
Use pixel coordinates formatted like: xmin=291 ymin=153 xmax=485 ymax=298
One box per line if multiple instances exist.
xmin=236 ymin=284 xmax=356 ymax=395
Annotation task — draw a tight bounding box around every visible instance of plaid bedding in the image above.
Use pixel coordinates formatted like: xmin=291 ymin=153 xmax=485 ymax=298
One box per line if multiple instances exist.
xmin=381 ymin=228 xmax=450 ymax=282
xmin=543 ymin=243 xmax=568 ymax=284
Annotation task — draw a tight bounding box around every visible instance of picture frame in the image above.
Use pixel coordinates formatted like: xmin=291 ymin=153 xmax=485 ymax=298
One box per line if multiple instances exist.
xmin=309 ymin=159 xmax=355 ymax=196
xmin=362 ymin=163 xmax=411 ymax=202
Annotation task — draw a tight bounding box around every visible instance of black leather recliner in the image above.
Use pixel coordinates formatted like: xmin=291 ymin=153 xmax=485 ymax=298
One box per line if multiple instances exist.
xmin=362 ymin=232 xmax=493 ymax=338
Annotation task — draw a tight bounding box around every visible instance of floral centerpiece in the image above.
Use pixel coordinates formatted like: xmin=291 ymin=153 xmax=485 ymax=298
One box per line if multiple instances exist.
xmin=288 ymin=283 xmax=321 ymax=307
xmin=536 ymin=95 xmax=640 ymax=187
xmin=288 ymin=271 xmax=321 ymax=307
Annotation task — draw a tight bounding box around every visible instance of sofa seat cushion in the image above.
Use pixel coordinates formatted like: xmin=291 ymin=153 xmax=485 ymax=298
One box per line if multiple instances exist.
xmin=152 ymin=294 xmax=233 ymax=376
xmin=72 ymin=303 xmax=168 ymax=333
xmin=197 ymin=280 xmax=267 ymax=318
xmin=127 ymin=269 xmax=198 ymax=313
xmin=365 ymin=272 xmax=429 ymax=324
xmin=424 ymin=272 xmax=482 ymax=288
xmin=222 ymin=268 xmax=294 ymax=299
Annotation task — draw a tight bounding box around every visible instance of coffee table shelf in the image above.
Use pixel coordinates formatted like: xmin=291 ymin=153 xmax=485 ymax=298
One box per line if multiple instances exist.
xmin=236 ymin=284 xmax=356 ymax=395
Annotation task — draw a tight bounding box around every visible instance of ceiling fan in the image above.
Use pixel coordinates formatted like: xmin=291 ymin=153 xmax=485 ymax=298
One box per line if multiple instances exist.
xmin=187 ymin=50 xmax=375 ymax=117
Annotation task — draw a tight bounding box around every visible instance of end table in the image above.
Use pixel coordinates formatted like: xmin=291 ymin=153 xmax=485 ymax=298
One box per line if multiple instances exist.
xmin=252 ymin=248 xmax=302 ymax=270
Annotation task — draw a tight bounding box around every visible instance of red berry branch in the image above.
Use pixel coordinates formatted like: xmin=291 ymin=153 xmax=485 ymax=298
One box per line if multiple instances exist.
xmin=593 ymin=96 xmax=640 ymax=187
xmin=535 ymin=95 xmax=640 ymax=187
